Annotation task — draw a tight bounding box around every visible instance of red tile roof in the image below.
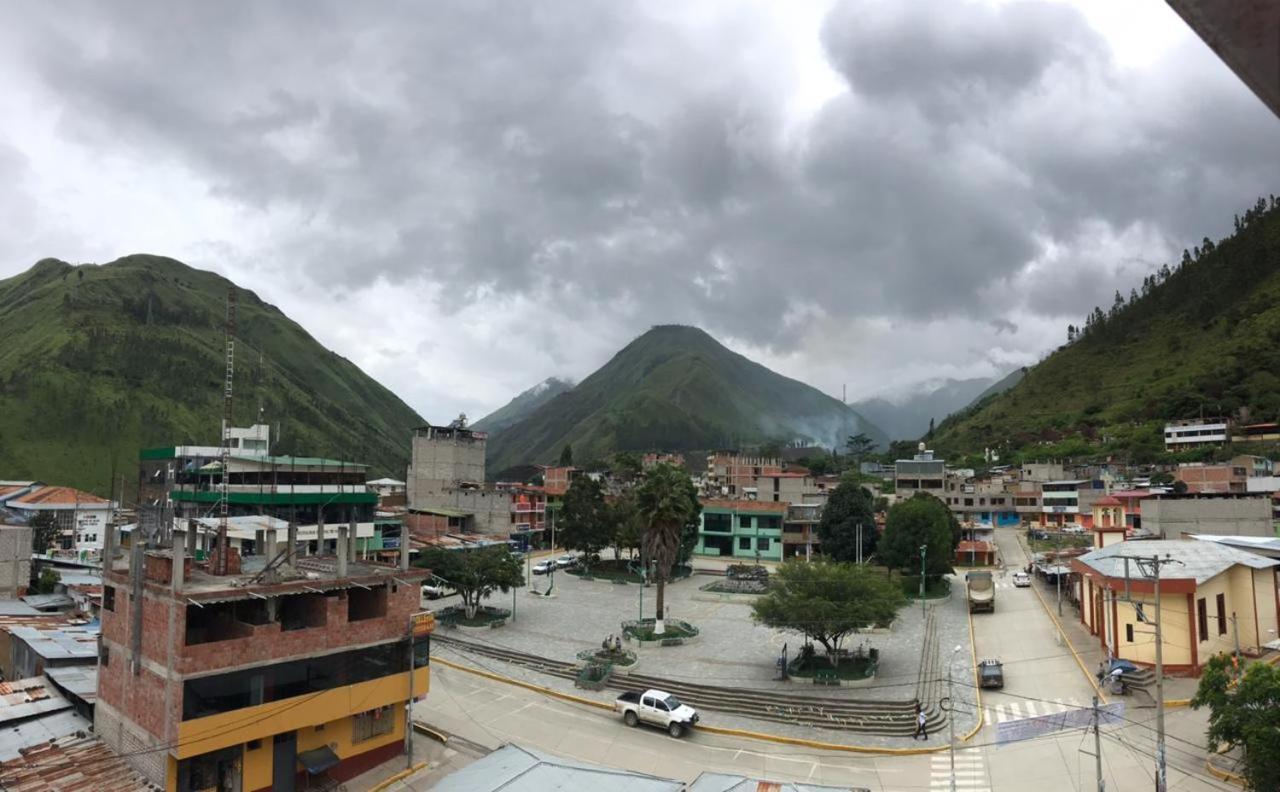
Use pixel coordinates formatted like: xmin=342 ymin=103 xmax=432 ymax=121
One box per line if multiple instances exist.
xmin=957 ymin=540 xmax=995 ymax=553
xmin=1094 ymin=495 xmax=1122 ymax=506
xmin=10 ymin=487 xmax=109 ymax=508
xmin=0 ymin=486 xmax=28 ymax=499
xmin=0 ymin=737 xmax=151 ymax=791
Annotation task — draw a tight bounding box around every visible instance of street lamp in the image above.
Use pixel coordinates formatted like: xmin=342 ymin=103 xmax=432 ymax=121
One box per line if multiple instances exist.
xmin=948 ymin=644 xmax=963 ymax=792
xmin=919 ymin=544 xmax=928 ymax=619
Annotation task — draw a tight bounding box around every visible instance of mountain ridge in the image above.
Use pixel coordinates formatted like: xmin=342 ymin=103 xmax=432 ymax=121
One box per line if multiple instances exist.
xmin=473 ymin=377 xmax=574 ymax=436
xmin=484 ymin=324 xmax=887 ymax=473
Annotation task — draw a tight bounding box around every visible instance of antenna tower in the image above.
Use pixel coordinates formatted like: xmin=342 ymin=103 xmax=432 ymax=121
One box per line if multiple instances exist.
xmin=215 ymin=286 xmax=237 ymax=575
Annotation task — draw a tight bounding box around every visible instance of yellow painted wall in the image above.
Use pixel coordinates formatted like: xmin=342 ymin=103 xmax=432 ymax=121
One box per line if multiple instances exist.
xmin=1255 ymin=569 xmax=1279 ymax=653
xmin=1113 ymin=593 xmax=1192 ymax=667
xmin=176 ymin=666 xmax=428 ymax=760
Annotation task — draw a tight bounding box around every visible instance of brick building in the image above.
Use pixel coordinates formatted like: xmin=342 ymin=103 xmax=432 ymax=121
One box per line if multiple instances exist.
xmin=704 ymin=454 xmax=782 ymax=499
xmin=96 ymin=517 xmax=431 ymax=791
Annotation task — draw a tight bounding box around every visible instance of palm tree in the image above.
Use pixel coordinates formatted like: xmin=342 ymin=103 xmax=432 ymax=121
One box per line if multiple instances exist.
xmin=637 ymin=463 xmax=697 ymax=635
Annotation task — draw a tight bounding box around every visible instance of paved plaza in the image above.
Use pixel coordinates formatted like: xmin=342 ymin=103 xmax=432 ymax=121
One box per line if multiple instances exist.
xmin=429 ymin=566 xmax=980 ymax=745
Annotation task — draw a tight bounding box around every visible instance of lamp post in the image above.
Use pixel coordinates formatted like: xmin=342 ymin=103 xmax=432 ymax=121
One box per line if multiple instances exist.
xmin=948 ymin=644 xmax=963 ymax=792
xmin=919 ymin=544 xmax=928 ymax=619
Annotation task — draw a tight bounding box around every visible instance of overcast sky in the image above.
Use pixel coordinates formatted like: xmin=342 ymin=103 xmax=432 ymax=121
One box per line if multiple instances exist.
xmin=2 ymin=0 xmax=1278 ymax=421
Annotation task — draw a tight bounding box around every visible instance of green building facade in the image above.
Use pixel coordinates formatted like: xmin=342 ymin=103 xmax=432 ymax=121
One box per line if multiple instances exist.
xmin=694 ymin=500 xmax=786 ymax=561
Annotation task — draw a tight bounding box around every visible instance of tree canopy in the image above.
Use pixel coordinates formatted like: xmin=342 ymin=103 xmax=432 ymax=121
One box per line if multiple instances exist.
xmin=557 ymin=474 xmax=609 ymax=567
xmin=1191 ymin=654 xmax=1280 ymax=791
xmin=752 ymin=559 xmax=904 ymax=665
xmin=877 ymin=494 xmax=958 ymax=577
xmin=637 ymin=463 xmax=700 ymax=632
xmin=417 ymin=545 xmax=524 ymax=619
xmin=817 ymin=475 xmax=877 ymax=562
xmin=608 ymin=491 xmax=644 ymax=561
xmin=845 ymin=433 xmax=875 ymax=462
xmin=558 ymin=444 xmax=574 ymax=466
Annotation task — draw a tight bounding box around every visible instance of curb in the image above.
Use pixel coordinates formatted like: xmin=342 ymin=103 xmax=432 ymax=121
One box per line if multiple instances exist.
xmin=1205 ymin=758 xmax=1247 ymax=787
xmin=434 ymin=656 xmax=961 ymax=755
xmin=962 ymin=604 xmax=984 ymax=742
xmin=412 ymin=721 xmax=449 ymax=743
xmin=367 ymin=761 xmax=429 ymax=792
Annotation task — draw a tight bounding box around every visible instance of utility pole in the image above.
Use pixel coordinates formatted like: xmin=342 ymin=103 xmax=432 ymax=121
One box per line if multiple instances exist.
xmin=548 ymin=507 xmax=555 ymax=594
xmin=1231 ymin=612 xmax=1242 ymax=677
xmin=1054 ymin=532 xmax=1062 ymax=617
xmin=1093 ymin=695 xmax=1104 ymax=792
xmin=215 ymin=286 xmax=237 ymax=576
xmin=948 ymin=644 xmax=962 ymax=792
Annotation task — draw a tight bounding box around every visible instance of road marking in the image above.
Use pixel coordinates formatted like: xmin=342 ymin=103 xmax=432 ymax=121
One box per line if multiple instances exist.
xmin=982 ymin=698 xmax=1089 ymax=725
xmin=930 ymin=748 xmax=989 ymax=791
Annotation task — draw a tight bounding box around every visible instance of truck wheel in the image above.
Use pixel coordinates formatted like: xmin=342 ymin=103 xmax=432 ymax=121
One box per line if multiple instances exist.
xmin=667 ymin=722 xmax=684 ymax=738
xmin=624 ymin=711 xmax=638 ymax=727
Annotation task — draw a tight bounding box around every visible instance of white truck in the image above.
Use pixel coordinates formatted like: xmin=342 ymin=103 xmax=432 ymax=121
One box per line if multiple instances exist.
xmin=614 ymin=689 xmax=700 ymax=737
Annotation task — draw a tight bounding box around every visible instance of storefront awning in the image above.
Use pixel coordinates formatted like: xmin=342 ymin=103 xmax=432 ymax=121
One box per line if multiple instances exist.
xmin=297 ymin=745 xmax=341 ymax=775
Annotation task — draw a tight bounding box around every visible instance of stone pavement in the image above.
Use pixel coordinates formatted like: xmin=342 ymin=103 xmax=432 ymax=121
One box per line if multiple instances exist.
xmin=429 ymin=568 xmax=980 ymax=747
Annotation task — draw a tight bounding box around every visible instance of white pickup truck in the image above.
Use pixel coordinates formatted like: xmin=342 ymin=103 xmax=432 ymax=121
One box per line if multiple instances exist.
xmin=614 ymin=689 xmax=699 ymax=737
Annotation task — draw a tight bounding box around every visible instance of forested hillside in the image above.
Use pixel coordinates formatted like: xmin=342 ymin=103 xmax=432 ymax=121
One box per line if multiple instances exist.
xmin=933 ymin=197 xmax=1280 ymax=463
xmin=0 ymin=255 xmax=424 ymax=497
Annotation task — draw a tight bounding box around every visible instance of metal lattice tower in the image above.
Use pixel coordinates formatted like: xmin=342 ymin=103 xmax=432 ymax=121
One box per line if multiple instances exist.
xmin=215 ymin=286 xmax=237 ymax=575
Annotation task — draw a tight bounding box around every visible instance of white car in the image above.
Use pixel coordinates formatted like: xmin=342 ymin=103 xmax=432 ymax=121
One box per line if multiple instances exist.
xmin=615 ymin=689 xmax=700 ymax=738
xmin=421 ymin=582 xmax=450 ymax=599
xmin=1062 ymin=524 xmax=1086 ymax=534
xmin=554 ymin=554 xmax=578 ymax=569
xmin=532 ymin=560 xmax=555 ymax=575
xmin=1012 ymin=571 xmax=1031 ymax=588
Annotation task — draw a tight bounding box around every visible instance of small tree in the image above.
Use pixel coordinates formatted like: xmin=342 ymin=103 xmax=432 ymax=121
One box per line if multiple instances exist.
xmin=30 ymin=512 xmax=58 ymax=555
xmin=558 ymin=475 xmax=609 ymax=570
xmin=416 ymin=546 xmax=524 ymax=619
xmin=752 ymin=559 xmax=904 ymax=667
xmin=878 ymin=494 xmax=956 ymax=579
xmin=36 ymin=567 xmax=60 ymax=595
xmin=637 ymin=463 xmax=700 ymax=634
xmin=1191 ymin=654 xmax=1280 ymax=790
xmin=558 ymin=444 xmax=574 ymax=466
xmin=845 ymin=433 xmax=875 ymax=464
xmin=609 ymin=492 xmax=644 ymax=562
xmin=817 ymin=476 xmax=878 ymax=562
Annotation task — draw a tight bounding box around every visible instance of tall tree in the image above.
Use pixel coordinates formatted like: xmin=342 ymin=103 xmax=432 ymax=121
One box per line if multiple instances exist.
xmin=558 ymin=444 xmax=574 ymax=466
xmin=752 ymin=559 xmax=904 ymax=667
xmin=877 ymin=494 xmax=957 ymax=579
xmin=637 ymin=463 xmax=700 ymax=634
xmin=1191 ymin=654 xmax=1280 ymax=791
xmin=417 ymin=545 xmax=524 ymax=619
xmin=816 ymin=476 xmax=877 ymax=562
xmin=30 ymin=512 xmax=58 ymax=554
xmin=845 ymin=433 xmax=875 ymax=464
xmin=609 ymin=491 xmax=644 ymax=561
xmin=557 ymin=475 xmax=609 ymax=570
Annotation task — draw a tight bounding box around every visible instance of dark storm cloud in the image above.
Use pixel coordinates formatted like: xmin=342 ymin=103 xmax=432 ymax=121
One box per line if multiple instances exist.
xmin=8 ymin=0 xmax=1280 ymax=350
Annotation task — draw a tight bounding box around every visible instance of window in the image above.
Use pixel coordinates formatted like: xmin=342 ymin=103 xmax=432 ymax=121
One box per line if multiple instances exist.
xmin=738 ymin=516 xmax=752 ymax=529
xmin=738 ymin=537 xmax=751 ymax=550
xmin=1216 ymin=594 xmax=1226 ymax=636
xmin=101 ymin=645 xmax=110 ymax=667
xmin=246 ymin=739 xmax=261 ymax=750
xmin=757 ymin=538 xmax=770 ymax=551
xmin=352 ymin=707 xmax=394 ymax=742
xmin=1197 ymin=598 xmax=1208 ymax=642
xmin=103 ymin=586 xmax=116 ymax=612
xmin=1125 ymin=624 xmax=1133 ymax=642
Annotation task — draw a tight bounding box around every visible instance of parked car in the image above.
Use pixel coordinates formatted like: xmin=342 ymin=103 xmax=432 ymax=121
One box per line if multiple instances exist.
xmin=554 ymin=554 xmax=578 ymax=569
xmin=979 ymin=659 xmax=1004 ymax=689
xmin=1062 ymin=524 xmax=1086 ymax=534
xmin=532 ymin=560 xmax=555 ymax=575
xmin=1012 ymin=571 xmax=1031 ymax=588
xmin=614 ymin=689 xmax=699 ymax=738
xmin=421 ymin=582 xmax=451 ymax=599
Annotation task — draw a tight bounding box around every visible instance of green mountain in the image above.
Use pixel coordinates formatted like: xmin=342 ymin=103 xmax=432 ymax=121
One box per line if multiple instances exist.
xmin=485 ymin=325 xmax=887 ymax=473
xmin=0 ymin=255 xmax=424 ymax=498
xmin=968 ymin=368 xmax=1025 ymax=407
xmin=473 ymin=377 xmax=574 ymax=436
xmin=932 ymin=198 xmax=1280 ymax=463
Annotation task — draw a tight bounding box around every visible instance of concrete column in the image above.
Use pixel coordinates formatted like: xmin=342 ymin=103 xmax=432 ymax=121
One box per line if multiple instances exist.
xmin=264 ymin=527 xmax=278 ymax=561
xmin=286 ymin=521 xmax=298 ymax=566
xmin=101 ymin=517 xmax=115 ymax=572
xmin=337 ymin=525 xmax=349 ymax=578
xmin=348 ymin=516 xmax=359 ymax=562
xmin=399 ymin=525 xmax=410 ymax=571
xmin=186 ymin=519 xmax=198 ymax=558
xmin=172 ymin=529 xmax=185 ymax=594
xmin=316 ymin=511 xmax=325 ymax=556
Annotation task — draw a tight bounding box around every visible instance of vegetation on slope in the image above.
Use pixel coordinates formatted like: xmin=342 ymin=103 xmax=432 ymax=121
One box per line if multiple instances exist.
xmin=0 ymin=255 xmax=424 ymax=498
xmin=472 ymin=377 xmax=573 ymax=436
xmin=932 ymin=197 xmax=1280 ymax=463
xmin=485 ymin=325 xmax=887 ymax=473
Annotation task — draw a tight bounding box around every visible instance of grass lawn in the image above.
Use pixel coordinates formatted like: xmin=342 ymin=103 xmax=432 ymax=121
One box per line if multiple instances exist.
xmin=789 ymin=654 xmax=876 ymax=680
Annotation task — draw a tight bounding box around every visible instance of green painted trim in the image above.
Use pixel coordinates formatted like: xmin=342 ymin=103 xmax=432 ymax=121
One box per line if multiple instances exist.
xmin=140 ymin=447 xmax=177 ymax=460
xmin=169 ymin=490 xmax=378 ymax=506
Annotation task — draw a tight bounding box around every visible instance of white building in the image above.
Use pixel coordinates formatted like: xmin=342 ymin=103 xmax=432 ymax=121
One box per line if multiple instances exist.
xmin=1164 ymin=419 xmax=1231 ymax=451
xmin=5 ymin=487 xmax=115 ymax=561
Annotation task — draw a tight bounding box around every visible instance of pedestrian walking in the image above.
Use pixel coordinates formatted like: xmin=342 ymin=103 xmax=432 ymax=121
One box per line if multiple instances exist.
xmin=913 ymin=705 xmax=928 ymax=740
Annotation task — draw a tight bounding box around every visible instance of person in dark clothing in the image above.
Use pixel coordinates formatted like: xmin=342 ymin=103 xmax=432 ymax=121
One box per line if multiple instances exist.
xmin=913 ymin=704 xmax=928 ymax=740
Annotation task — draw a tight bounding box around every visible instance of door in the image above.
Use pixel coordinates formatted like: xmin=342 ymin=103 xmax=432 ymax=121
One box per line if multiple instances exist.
xmin=273 ymin=731 xmax=297 ymax=792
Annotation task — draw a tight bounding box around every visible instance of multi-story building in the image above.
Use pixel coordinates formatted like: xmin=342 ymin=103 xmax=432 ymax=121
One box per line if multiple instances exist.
xmin=96 ymin=518 xmax=431 ymax=791
xmin=1164 ymin=418 xmax=1232 ymax=451
xmin=406 ymin=422 xmax=487 ymax=501
xmin=137 ymin=424 xmax=272 ymax=505
xmin=694 ymin=500 xmax=787 ymax=561
xmin=1019 ymin=462 xmax=1066 ymax=482
xmin=2 ymin=486 xmax=115 ymax=561
xmin=1141 ymin=493 xmax=1274 ymax=538
xmin=781 ymin=502 xmax=824 ymax=560
xmin=1038 ymin=479 xmax=1107 ymax=529
xmin=894 ymin=448 xmax=945 ymax=500
xmin=943 ymin=475 xmax=1018 ymax=528
xmin=540 ymin=466 xmax=581 ymax=497
xmin=753 ymin=471 xmax=813 ymax=504
xmin=0 ymin=524 xmax=32 ymax=598
xmin=642 ymin=453 xmax=685 ymax=469
xmin=704 ymin=454 xmax=782 ymax=499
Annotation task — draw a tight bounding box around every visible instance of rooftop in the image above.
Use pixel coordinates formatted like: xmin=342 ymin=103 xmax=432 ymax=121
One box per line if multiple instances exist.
xmin=0 ymin=711 xmax=90 ymax=764
xmin=700 ymin=499 xmax=790 ymax=513
xmin=366 ymin=477 xmax=406 ymax=486
xmin=7 ymin=625 xmax=99 ymax=662
xmin=0 ymin=736 xmax=151 ymax=790
xmin=43 ymin=667 xmax=97 ymax=704
xmin=430 ymin=744 xmax=683 ymax=792
xmin=8 ymin=487 xmax=110 ymax=508
xmin=0 ymin=678 xmax=72 ymax=727
xmin=1077 ymin=539 xmax=1279 ymax=584
xmin=690 ymin=773 xmax=863 ymax=792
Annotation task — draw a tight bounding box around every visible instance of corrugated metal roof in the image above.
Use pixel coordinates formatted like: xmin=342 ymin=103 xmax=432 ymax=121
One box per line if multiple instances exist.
xmin=1078 ymin=539 xmax=1279 ymax=584
xmin=431 ymin=744 xmax=683 ymax=792
xmin=690 ymin=773 xmax=864 ymax=792
xmin=44 ymin=667 xmax=97 ymax=704
xmin=0 ymin=711 xmax=90 ymax=763
xmin=8 ymin=625 xmax=99 ymax=662
xmin=0 ymin=736 xmax=152 ymax=790
xmin=0 ymin=678 xmax=71 ymax=727
xmin=20 ymin=594 xmax=73 ymax=611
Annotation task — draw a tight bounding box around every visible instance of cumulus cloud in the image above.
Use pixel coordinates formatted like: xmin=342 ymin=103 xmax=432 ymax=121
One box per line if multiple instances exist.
xmin=0 ymin=0 xmax=1276 ymax=420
